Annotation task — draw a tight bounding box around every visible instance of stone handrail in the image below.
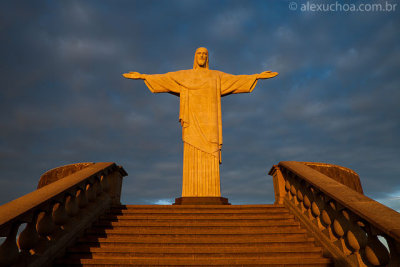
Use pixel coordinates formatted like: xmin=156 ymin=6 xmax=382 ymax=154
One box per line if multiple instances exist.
xmin=269 ymin=161 xmax=400 ymax=267
xmin=0 ymin=162 xmax=127 ymax=267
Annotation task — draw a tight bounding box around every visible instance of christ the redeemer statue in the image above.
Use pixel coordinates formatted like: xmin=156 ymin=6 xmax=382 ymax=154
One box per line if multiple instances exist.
xmin=123 ymin=47 xmax=278 ymax=203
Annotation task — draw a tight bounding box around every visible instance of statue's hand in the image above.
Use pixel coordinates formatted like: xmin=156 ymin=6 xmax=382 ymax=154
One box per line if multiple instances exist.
xmin=122 ymin=72 xmax=144 ymax=79
xmin=257 ymin=71 xmax=278 ymax=79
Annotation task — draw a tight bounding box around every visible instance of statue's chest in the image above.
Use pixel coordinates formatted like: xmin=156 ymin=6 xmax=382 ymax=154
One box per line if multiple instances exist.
xmin=179 ymin=71 xmax=220 ymax=106
xmin=182 ymin=72 xmax=218 ymax=91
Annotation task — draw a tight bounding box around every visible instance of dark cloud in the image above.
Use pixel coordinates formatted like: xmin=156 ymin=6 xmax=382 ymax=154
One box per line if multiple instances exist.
xmin=0 ymin=1 xmax=399 ymax=211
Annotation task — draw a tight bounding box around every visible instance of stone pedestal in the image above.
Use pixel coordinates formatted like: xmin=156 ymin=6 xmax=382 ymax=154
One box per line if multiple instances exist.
xmin=173 ymin=197 xmax=230 ymax=205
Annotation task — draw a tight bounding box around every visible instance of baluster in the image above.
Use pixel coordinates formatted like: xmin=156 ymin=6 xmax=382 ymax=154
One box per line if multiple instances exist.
xmin=289 ymin=173 xmax=298 ymax=206
xmin=101 ymin=174 xmax=110 ymax=193
xmin=284 ymin=179 xmax=290 ymax=197
xmin=36 ymin=210 xmax=55 ymax=239
xmin=320 ymin=199 xmax=336 ymax=241
xmin=290 ymin=176 xmax=299 ymax=206
xmin=290 ymin=184 xmax=297 ymax=204
xmin=94 ymin=177 xmax=103 ymax=196
xmin=386 ymin=236 xmax=400 ymax=267
xmin=303 ymin=186 xmax=314 ymax=220
xmin=62 ymin=193 xmax=80 ymax=233
xmin=296 ymin=180 xmax=308 ymax=213
xmin=284 ymin=171 xmax=293 ymax=202
xmin=65 ymin=193 xmax=79 ymax=217
xmin=345 ymin=213 xmax=368 ymax=266
xmin=311 ymin=191 xmax=324 ymax=230
xmin=76 ymin=188 xmax=88 ymax=208
xmin=86 ymin=183 xmax=96 ymax=202
xmin=296 ymin=185 xmax=304 ymax=209
xmin=311 ymin=201 xmax=320 ymax=218
xmin=332 ymin=208 xmax=352 ymax=255
xmin=17 ymin=216 xmax=39 ymax=255
xmin=52 ymin=202 xmax=68 ymax=226
xmin=362 ymin=226 xmax=390 ymax=266
xmin=0 ymin=223 xmax=20 ymax=266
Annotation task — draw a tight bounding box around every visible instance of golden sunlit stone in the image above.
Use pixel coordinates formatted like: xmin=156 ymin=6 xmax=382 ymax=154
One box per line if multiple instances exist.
xmin=123 ymin=47 xmax=278 ymax=198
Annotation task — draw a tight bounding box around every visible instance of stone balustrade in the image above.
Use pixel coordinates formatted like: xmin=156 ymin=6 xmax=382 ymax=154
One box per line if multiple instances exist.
xmin=269 ymin=161 xmax=400 ymax=267
xmin=0 ymin=162 xmax=127 ymax=267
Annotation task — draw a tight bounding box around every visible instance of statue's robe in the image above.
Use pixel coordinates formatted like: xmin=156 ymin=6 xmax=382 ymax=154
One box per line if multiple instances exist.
xmin=142 ymin=69 xmax=258 ymax=197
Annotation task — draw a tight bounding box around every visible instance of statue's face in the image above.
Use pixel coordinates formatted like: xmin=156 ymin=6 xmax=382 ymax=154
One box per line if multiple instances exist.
xmin=196 ymin=48 xmax=208 ymax=68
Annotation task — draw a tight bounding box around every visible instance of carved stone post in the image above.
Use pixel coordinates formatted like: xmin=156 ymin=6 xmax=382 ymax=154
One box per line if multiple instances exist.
xmin=107 ymin=171 xmax=120 ymax=205
xmin=269 ymin=165 xmax=286 ymax=205
xmin=107 ymin=167 xmax=126 ymax=206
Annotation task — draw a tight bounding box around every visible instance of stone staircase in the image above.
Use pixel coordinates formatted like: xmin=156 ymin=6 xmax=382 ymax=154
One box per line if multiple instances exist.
xmin=53 ymin=204 xmax=332 ymax=266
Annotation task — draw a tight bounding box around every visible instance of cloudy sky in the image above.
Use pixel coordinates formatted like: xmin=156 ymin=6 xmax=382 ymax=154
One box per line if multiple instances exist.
xmin=0 ymin=0 xmax=399 ymax=210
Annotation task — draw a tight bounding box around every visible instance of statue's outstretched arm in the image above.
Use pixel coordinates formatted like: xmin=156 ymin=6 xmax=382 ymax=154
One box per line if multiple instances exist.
xmin=122 ymin=72 xmax=145 ymax=80
xmin=257 ymin=71 xmax=279 ymax=79
xmin=123 ymin=71 xmax=181 ymax=95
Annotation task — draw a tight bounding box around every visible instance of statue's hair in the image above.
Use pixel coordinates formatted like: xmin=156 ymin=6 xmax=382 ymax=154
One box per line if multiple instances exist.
xmin=193 ymin=47 xmax=209 ymax=69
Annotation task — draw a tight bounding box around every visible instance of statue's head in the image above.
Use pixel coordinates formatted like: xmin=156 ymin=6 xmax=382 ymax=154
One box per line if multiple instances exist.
xmin=193 ymin=47 xmax=209 ymax=69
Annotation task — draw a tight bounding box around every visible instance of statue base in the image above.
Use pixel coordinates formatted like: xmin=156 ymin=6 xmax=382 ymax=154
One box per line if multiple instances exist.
xmin=173 ymin=197 xmax=230 ymax=205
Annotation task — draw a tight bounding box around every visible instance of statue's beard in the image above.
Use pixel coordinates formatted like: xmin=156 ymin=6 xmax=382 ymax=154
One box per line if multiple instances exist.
xmin=197 ymin=60 xmax=206 ymax=67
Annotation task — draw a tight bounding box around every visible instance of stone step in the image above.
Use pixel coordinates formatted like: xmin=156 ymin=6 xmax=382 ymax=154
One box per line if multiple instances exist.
xmin=84 ymin=234 xmax=312 ymax=242
xmin=100 ymin=213 xmax=295 ymax=220
xmin=109 ymin=206 xmax=289 ymax=214
xmin=54 ymin=256 xmax=333 ymax=266
xmin=108 ymin=209 xmax=290 ymax=214
xmin=74 ymin=240 xmax=319 ymax=249
xmin=66 ymin=251 xmax=325 ymax=259
xmin=78 ymin=233 xmax=312 ymax=243
xmin=120 ymin=204 xmax=281 ymax=209
xmin=85 ymin=225 xmax=304 ymax=235
xmin=94 ymin=218 xmax=299 ymax=227
xmin=67 ymin=245 xmax=323 ymax=254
